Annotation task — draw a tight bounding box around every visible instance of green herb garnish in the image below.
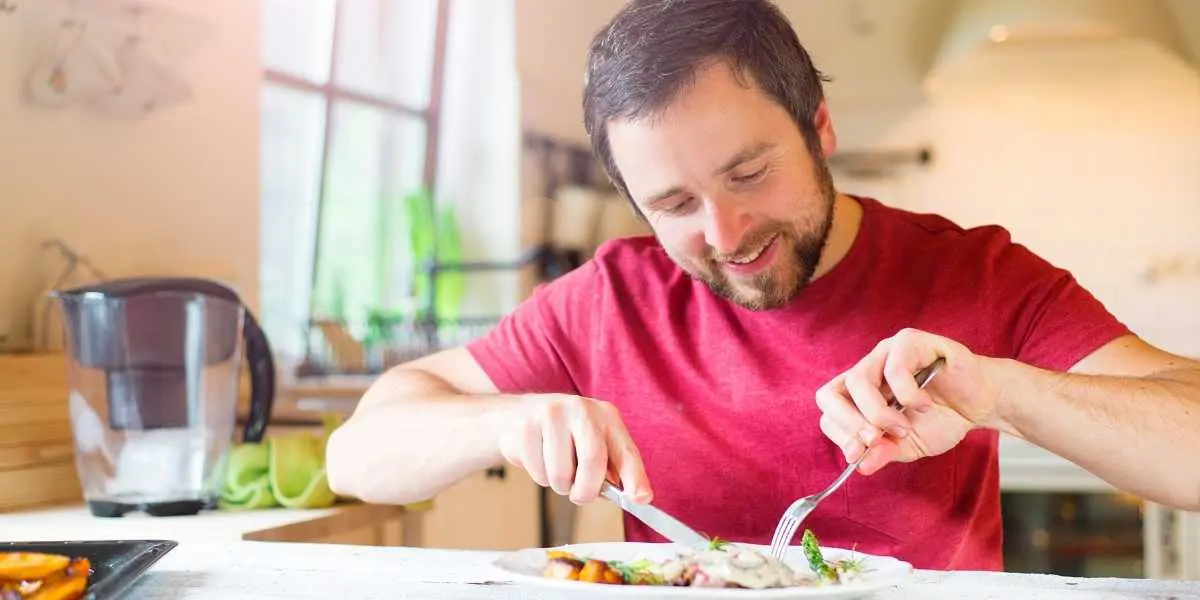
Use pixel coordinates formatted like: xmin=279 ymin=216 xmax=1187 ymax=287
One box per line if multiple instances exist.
xmin=801 ymin=529 xmax=837 ymax=582
xmin=607 ymin=558 xmax=663 ymax=585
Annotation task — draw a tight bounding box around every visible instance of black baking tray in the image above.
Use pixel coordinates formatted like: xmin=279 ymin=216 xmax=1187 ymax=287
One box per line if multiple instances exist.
xmin=0 ymin=539 xmax=177 ymax=600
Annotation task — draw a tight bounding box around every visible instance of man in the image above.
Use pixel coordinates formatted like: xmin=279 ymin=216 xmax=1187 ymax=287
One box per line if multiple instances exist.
xmin=327 ymin=0 xmax=1200 ymax=571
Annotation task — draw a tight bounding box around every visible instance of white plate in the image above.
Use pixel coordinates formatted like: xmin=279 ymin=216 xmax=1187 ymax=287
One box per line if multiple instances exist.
xmin=491 ymin=541 xmax=912 ymax=598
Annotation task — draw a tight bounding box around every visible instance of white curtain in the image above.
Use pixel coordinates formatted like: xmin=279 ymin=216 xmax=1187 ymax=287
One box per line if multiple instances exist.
xmin=434 ymin=0 xmax=522 ymax=318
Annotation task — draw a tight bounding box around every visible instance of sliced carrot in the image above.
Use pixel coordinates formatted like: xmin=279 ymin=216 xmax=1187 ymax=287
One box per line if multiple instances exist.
xmin=0 ymin=553 xmax=70 ymax=582
xmin=23 ymin=571 xmax=87 ymax=600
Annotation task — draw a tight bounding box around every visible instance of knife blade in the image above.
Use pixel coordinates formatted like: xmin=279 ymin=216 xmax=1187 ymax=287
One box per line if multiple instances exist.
xmin=599 ymin=481 xmax=709 ymax=548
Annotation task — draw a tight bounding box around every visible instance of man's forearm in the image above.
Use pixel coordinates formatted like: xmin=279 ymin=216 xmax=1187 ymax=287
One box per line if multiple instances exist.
xmin=989 ymin=358 xmax=1200 ymax=510
xmin=326 ymin=369 xmax=519 ymax=505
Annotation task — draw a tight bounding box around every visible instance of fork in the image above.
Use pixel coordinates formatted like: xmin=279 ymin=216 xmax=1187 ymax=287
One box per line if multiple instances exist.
xmin=766 ymin=357 xmax=946 ymax=560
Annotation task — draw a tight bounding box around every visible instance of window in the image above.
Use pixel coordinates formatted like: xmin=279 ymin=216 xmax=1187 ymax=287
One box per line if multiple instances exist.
xmin=258 ymin=0 xmax=449 ymax=358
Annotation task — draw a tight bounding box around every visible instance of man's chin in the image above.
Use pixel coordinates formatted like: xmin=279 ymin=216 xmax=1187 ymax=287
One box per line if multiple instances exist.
xmin=707 ymin=274 xmax=802 ymax=311
xmin=727 ymin=285 xmax=799 ymax=311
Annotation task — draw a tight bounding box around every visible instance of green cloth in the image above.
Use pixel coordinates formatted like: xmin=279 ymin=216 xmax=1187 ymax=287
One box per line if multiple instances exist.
xmin=218 ymin=416 xmax=341 ymax=510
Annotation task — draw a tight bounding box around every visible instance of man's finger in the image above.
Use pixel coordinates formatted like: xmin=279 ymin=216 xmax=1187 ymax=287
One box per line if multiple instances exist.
xmin=541 ymin=405 xmax=575 ymax=494
xmin=517 ymin=418 xmax=548 ymax=487
xmin=569 ymin=421 xmax=608 ymax=504
xmin=815 ymin=376 xmax=876 ymax=446
xmin=843 ymin=359 xmax=912 ymax=441
xmin=857 ymin=438 xmax=900 ymax=475
xmin=883 ymin=329 xmax=943 ymax=412
xmin=818 ymin=413 xmax=864 ymax=462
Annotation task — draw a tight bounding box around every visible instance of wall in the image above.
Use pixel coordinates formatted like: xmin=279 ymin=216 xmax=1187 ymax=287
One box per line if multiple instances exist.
xmin=831 ymin=42 xmax=1200 ymax=356
xmin=0 ymin=0 xmax=261 ymax=352
xmin=514 ymin=0 xmax=624 ymax=144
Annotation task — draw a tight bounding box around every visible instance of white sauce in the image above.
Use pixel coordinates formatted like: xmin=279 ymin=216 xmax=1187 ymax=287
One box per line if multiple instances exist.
xmin=673 ymin=546 xmax=809 ymax=589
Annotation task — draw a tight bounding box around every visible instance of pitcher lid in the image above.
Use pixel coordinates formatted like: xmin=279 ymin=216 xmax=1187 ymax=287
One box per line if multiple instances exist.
xmin=55 ymin=276 xmax=243 ymax=304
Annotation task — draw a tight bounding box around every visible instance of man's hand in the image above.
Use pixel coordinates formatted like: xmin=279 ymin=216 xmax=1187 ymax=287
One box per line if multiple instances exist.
xmin=815 ymin=328 xmax=1001 ymax=475
xmin=498 ymin=394 xmax=653 ymax=505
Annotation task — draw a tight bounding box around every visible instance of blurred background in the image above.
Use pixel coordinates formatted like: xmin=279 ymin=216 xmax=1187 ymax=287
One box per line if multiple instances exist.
xmin=1 ymin=0 xmax=1198 ymax=581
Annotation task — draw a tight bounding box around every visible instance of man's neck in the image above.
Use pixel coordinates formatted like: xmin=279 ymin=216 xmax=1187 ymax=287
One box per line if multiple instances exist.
xmin=810 ymin=192 xmax=864 ymax=282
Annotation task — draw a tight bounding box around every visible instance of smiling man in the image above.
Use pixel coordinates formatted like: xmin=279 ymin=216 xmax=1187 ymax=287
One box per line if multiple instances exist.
xmin=326 ymin=0 xmax=1200 ymax=571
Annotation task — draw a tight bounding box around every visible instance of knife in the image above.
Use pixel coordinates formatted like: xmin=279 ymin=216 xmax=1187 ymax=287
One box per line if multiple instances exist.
xmin=599 ymin=481 xmax=709 ymax=548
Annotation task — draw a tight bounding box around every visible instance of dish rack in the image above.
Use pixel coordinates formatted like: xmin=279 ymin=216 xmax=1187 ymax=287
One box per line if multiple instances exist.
xmin=297 ymin=246 xmax=575 ymax=376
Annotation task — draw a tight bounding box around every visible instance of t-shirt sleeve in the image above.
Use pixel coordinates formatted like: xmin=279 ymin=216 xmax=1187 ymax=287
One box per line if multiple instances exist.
xmin=465 ymin=261 xmax=601 ymax=395
xmin=996 ymin=237 xmax=1132 ymax=372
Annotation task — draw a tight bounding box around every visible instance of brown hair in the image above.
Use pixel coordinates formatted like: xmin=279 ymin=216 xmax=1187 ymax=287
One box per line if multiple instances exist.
xmin=583 ymin=0 xmax=831 ymax=204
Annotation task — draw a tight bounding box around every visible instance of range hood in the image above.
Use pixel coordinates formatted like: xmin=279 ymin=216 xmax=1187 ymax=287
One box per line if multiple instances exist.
xmin=925 ymin=0 xmax=1196 ymax=93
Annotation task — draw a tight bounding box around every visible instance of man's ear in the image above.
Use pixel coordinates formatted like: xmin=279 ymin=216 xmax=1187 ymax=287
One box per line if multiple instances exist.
xmin=813 ymin=100 xmax=838 ymax=158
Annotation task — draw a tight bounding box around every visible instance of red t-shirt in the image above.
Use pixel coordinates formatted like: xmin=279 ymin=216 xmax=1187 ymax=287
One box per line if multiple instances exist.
xmin=466 ymin=196 xmax=1130 ymax=571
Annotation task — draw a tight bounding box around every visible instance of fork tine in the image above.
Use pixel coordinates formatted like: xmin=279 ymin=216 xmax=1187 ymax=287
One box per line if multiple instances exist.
xmin=768 ymin=519 xmax=786 ymax=555
xmin=768 ymin=503 xmax=795 ymax=554
xmin=769 ymin=516 xmax=796 ymax=558
xmin=771 ymin=517 xmax=798 ymax=558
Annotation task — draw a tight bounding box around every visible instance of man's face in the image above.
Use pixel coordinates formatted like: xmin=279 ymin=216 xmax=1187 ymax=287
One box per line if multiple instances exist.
xmin=606 ymin=61 xmax=840 ymax=311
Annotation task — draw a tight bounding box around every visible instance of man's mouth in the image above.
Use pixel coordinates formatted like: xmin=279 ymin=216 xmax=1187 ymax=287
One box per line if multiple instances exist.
xmin=726 ymin=233 xmax=779 ymax=265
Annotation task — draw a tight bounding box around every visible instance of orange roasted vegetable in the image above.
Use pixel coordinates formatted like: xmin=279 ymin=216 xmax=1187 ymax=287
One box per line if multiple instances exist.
xmin=542 ymin=556 xmax=584 ymax=580
xmin=0 ymin=554 xmax=70 ymax=582
xmin=579 ymin=559 xmax=624 ymax=585
xmin=0 ymin=555 xmax=89 ymax=600
xmin=23 ymin=568 xmax=87 ymax=600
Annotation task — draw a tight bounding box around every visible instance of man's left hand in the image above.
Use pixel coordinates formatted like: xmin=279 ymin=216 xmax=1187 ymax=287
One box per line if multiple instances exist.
xmin=814 ymin=328 xmax=1001 ymax=474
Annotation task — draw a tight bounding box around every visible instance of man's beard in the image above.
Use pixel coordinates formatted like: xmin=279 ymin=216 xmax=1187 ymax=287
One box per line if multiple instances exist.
xmin=678 ymin=157 xmax=837 ymax=311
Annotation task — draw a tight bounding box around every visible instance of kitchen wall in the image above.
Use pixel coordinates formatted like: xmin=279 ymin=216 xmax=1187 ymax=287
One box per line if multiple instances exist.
xmin=832 ymin=43 xmax=1200 ymax=356
xmin=514 ymin=0 xmax=625 ymax=145
xmin=0 ymin=0 xmax=260 ymax=352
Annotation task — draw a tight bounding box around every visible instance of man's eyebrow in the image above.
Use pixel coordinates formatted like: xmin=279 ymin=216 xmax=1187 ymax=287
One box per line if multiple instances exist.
xmin=715 ymin=142 xmax=775 ymax=175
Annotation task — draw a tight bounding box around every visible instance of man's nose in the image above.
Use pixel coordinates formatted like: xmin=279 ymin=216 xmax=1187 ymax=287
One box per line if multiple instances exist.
xmin=703 ymin=199 xmax=753 ymax=255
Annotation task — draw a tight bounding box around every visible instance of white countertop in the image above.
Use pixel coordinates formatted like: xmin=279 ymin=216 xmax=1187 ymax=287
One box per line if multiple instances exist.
xmin=0 ymin=502 xmax=413 ymax=544
xmin=110 ymin=540 xmax=1200 ymax=599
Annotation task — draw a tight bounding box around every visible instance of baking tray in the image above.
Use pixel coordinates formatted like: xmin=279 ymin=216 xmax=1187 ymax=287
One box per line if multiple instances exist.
xmin=1 ymin=539 xmax=177 ymax=600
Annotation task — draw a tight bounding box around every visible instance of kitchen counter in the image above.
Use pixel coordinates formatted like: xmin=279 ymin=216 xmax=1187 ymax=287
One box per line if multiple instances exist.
xmin=114 ymin=540 xmax=1200 ymax=599
xmin=0 ymin=501 xmax=425 ymax=546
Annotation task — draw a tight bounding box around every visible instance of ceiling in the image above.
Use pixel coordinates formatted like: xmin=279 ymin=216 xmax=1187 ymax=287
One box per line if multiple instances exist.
xmin=775 ymin=0 xmax=1200 ymax=108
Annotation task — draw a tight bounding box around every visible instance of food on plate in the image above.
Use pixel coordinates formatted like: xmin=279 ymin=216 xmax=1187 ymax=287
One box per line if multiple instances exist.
xmin=800 ymin=530 xmax=864 ymax=585
xmin=541 ymin=530 xmax=864 ymax=589
xmin=0 ymin=552 xmax=91 ymax=600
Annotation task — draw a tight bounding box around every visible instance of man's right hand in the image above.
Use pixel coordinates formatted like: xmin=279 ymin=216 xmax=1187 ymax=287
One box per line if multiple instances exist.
xmin=497 ymin=394 xmax=653 ymax=505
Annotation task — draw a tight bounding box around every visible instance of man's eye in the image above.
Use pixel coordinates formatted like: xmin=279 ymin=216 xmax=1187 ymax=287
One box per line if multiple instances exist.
xmin=732 ymin=167 xmax=767 ymax=184
xmin=661 ymin=197 xmax=694 ymax=215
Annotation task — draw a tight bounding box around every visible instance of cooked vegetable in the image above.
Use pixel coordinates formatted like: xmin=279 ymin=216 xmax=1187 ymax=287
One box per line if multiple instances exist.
xmin=579 ymin=559 xmax=624 ymax=584
xmin=541 ymin=529 xmax=868 ymax=589
xmin=800 ymin=530 xmax=865 ymax=585
xmin=0 ymin=554 xmax=70 ymax=583
xmin=542 ymin=555 xmax=583 ymax=580
xmin=801 ymin=530 xmax=836 ymax=582
xmin=0 ymin=554 xmax=90 ymax=600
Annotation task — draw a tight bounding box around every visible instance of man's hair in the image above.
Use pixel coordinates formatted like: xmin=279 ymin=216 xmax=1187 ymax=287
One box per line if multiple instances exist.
xmin=583 ymin=0 xmax=830 ymax=203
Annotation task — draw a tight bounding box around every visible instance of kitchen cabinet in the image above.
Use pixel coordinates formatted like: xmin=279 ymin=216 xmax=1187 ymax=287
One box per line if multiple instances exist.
xmin=999 ymin=435 xmax=1200 ymax=580
xmin=570 ymin=498 xmax=626 ymax=543
xmin=416 ymin=467 xmax=541 ymax=550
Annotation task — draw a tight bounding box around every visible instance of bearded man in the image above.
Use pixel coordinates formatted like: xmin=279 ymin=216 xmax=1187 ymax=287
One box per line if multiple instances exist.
xmin=327 ymin=0 xmax=1200 ymax=570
